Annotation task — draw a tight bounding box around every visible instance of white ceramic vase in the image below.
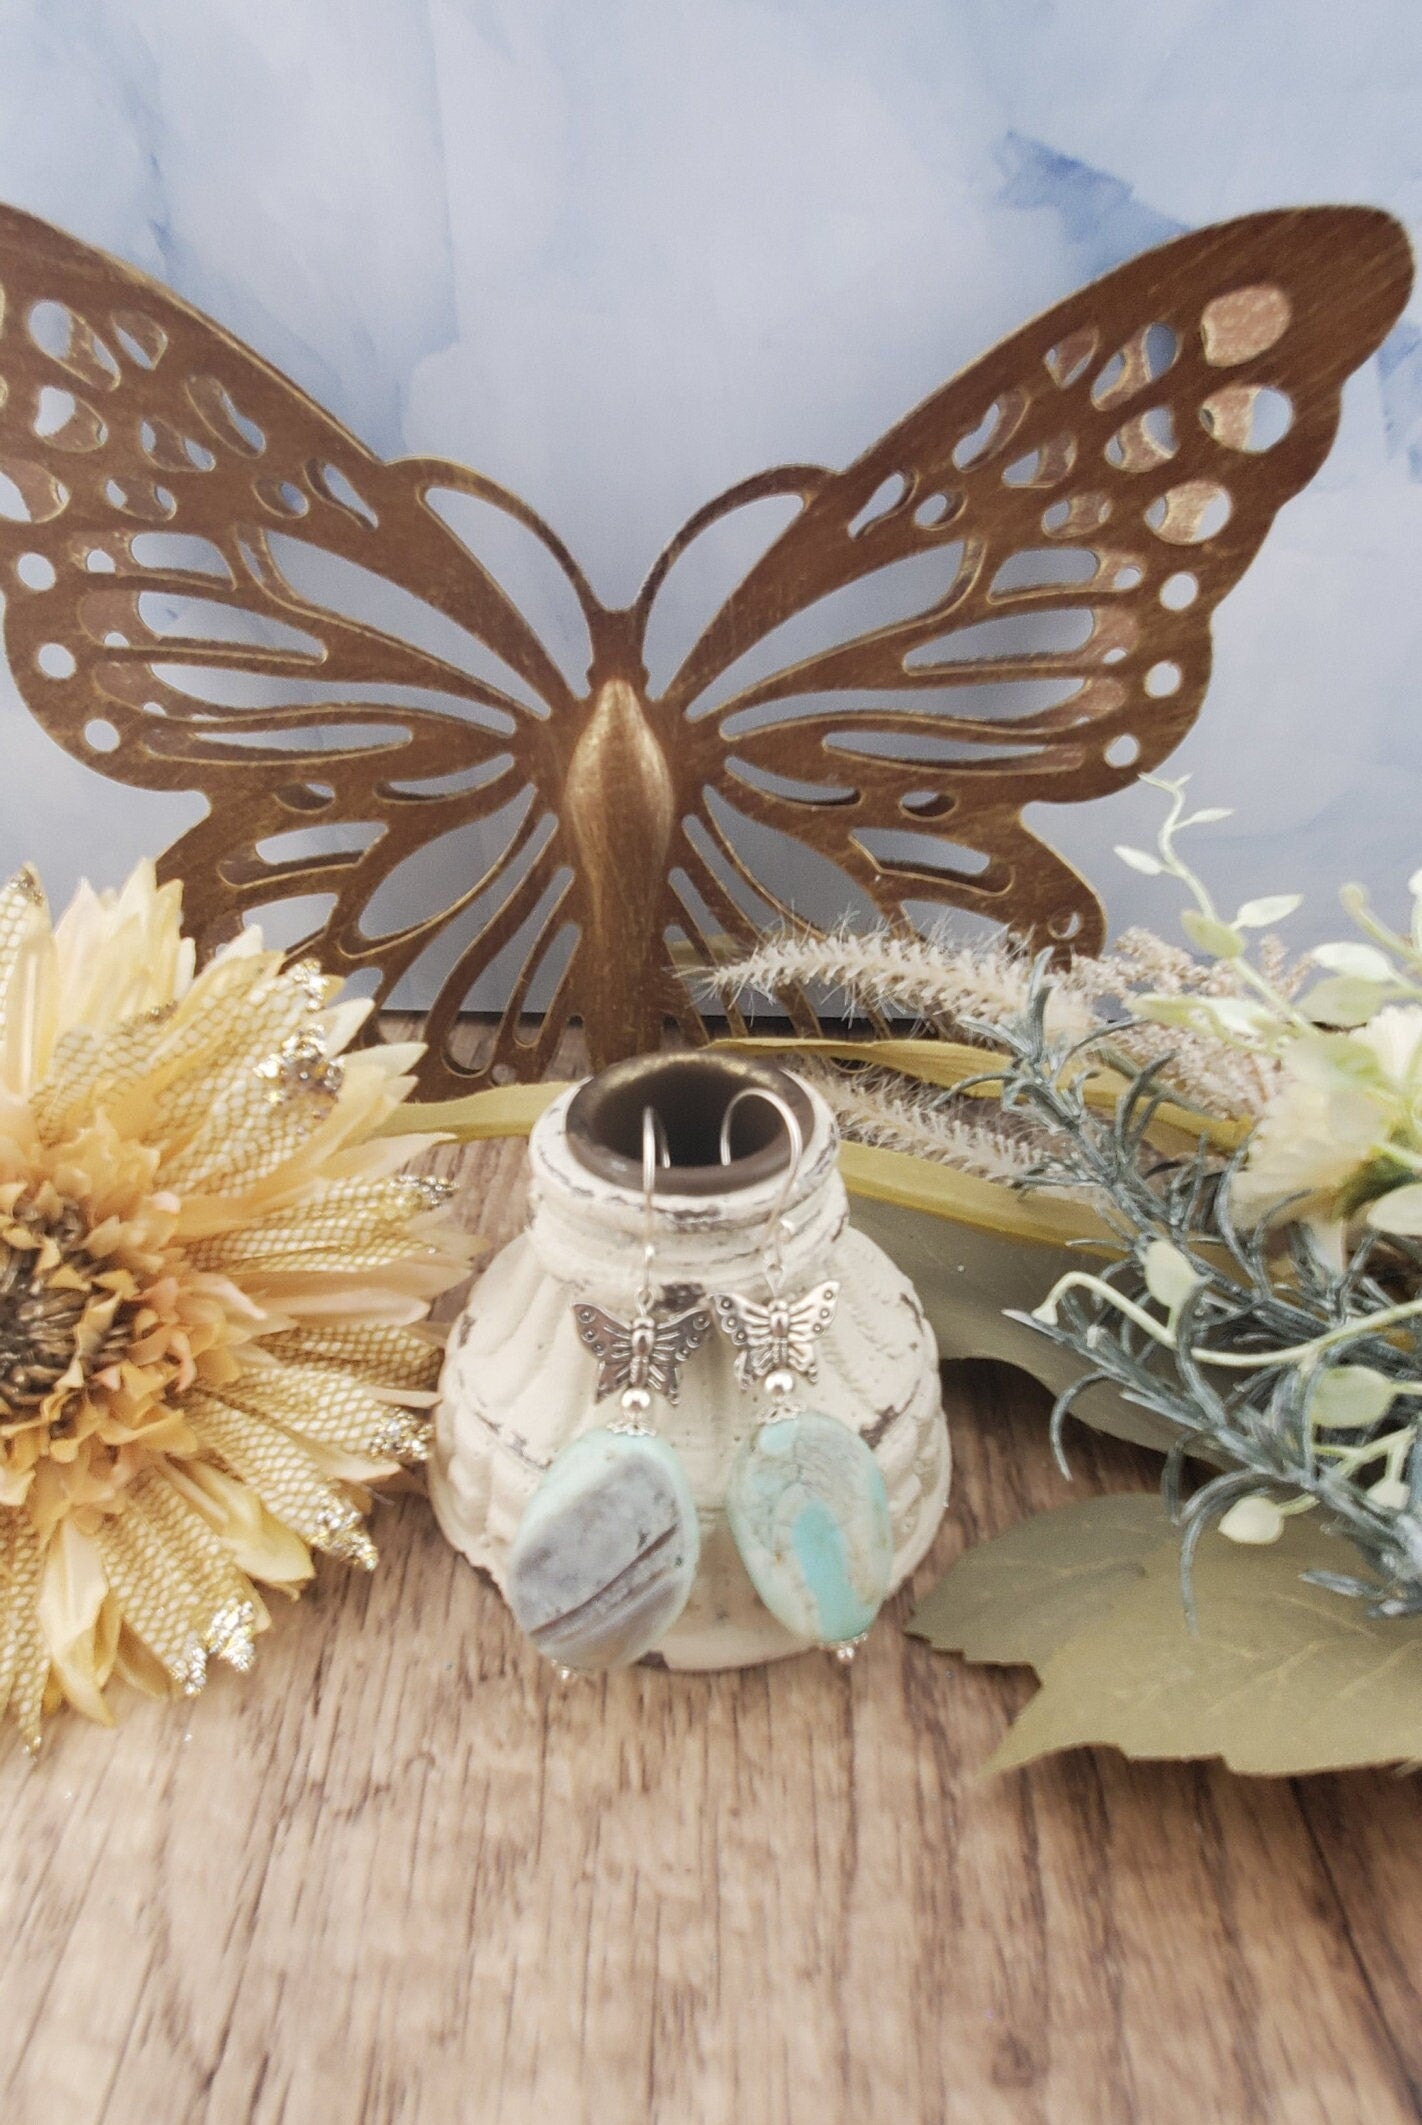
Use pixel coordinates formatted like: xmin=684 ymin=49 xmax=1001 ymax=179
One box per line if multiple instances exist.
xmin=429 ymin=1055 xmax=951 ymax=1669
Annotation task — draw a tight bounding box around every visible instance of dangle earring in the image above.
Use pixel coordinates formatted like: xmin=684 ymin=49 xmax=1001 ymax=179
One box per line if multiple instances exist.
xmin=505 ymin=1107 xmax=711 ymax=1675
xmin=713 ymin=1088 xmax=893 ymax=1662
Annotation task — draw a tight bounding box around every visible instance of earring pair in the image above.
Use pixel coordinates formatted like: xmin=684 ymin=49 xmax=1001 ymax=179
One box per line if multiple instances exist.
xmin=506 ymin=1092 xmax=893 ymax=1674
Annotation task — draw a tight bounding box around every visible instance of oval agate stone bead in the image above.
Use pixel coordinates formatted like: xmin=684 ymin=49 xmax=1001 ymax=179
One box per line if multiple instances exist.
xmin=506 ymin=1427 xmax=700 ymax=1670
xmin=726 ymin=1411 xmax=893 ymax=1647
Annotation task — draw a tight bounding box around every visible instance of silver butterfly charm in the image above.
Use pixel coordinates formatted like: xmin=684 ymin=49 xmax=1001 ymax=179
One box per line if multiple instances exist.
xmin=573 ymin=1300 xmax=713 ymax=1407
xmin=710 ymin=1281 xmax=839 ymax=1393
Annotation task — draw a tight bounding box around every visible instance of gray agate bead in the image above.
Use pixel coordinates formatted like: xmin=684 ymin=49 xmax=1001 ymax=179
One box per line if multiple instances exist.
xmin=506 ymin=1428 xmax=701 ymax=1670
xmin=726 ymin=1411 xmax=893 ymax=1647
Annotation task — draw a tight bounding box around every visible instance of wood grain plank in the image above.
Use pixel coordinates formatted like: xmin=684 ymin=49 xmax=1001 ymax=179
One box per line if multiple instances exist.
xmin=0 ymin=1131 xmax=1418 ymax=2125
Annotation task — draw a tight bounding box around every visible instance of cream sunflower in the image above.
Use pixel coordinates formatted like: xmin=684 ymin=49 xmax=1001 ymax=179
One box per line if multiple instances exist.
xmin=0 ymin=861 xmax=470 ymax=1746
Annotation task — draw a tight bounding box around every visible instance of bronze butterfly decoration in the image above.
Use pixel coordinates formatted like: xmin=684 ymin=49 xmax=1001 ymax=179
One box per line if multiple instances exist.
xmin=0 ymin=201 xmax=1408 ymax=1095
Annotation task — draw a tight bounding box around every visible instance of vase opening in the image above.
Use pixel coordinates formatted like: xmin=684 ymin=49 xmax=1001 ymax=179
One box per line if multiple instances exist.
xmin=564 ymin=1052 xmax=815 ymax=1197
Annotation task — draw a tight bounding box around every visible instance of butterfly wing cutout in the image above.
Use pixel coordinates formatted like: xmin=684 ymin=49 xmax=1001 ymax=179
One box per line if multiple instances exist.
xmin=711 ymin=1281 xmax=839 ymax=1390
xmin=629 ymin=207 xmax=1412 ymax=1021
xmin=0 ymin=201 xmax=607 ymax=1090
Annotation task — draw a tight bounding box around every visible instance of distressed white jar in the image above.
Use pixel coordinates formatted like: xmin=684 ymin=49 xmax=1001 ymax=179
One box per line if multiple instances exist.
xmin=430 ymin=1055 xmax=951 ymax=1669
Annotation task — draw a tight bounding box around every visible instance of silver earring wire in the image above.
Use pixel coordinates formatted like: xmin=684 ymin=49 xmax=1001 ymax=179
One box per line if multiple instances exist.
xmin=567 ymin=1101 xmax=710 ymax=1442
xmin=718 ymin=1086 xmax=803 ymax=1297
xmin=637 ymin=1104 xmax=671 ymax=1312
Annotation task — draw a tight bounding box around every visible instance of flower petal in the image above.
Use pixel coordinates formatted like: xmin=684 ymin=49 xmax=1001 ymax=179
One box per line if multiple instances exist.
xmin=36 ymin=1519 xmax=115 ymax=1725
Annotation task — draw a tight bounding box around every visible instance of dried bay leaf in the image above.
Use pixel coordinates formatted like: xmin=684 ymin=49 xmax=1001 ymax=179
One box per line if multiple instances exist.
xmin=999 ymin=1519 xmax=1422 ymax=1776
xmin=914 ymin=1494 xmax=1422 ymax=1775
xmin=848 ymin=1196 xmax=1181 ymax=1455
xmin=907 ymin=1493 xmax=1166 ymax=1666
xmin=378 ymin=1080 xmax=570 ymax=1140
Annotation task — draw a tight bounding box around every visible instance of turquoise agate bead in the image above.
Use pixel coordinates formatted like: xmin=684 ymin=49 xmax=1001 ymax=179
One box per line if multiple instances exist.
xmin=726 ymin=1411 xmax=893 ymax=1647
xmin=507 ymin=1428 xmax=700 ymax=1670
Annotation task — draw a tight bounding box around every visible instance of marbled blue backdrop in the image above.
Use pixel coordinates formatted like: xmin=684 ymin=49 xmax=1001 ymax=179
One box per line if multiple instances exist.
xmin=0 ymin=0 xmax=1418 ymax=969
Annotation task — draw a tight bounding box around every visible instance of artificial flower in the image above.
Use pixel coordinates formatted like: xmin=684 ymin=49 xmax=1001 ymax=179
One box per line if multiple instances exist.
xmin=0 ymin=862 xmax=470 ymax=1746
xmin=1228 ymin=1023 xmax=1413 ymax=1228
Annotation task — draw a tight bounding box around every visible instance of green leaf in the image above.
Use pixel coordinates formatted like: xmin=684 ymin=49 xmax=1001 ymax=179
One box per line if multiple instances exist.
xmin=915 ymin=1498 xmax=1422 ymax=1775
xmin=1206 ymin=997 xmax=1274 ymax=1036
xmin=907 ymin=1494 xmax=1168 ymax=1666
xmin=1142 ymin=1237 xmax=1202 ymax=1315
xmin=1301 ymin=974 xmax=1390 ymax=1027
xmin=1366 ymin=1182 xmax=1422 ymax=1236
xmin=1133 ymin=994 xmax=1204 ymax=1028
xmin=1136 ymin=994 xmax=1271 ymax=1043
xmin=1234 ymin=893 xmax=1302 ymax=928
xmin=1370 ymin=1474 xmax=1410 ymax=1511
xmin=1217 ymin=1495 xmax=1285 ymax=1544
xmin=1309 ymin=1363 xmax=1399 ymax=1428
xmin=1311 ymin=940 xmax=1395 ymax=981
xmin=1180 ymin=908 xmax=1245 ymax=959
xmin=1115 ymin=844 xmax=1163 ymax=876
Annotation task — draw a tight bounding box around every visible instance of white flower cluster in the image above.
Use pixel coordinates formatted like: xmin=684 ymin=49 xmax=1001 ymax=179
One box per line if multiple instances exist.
xmin=1119 ymin=775 xmax=1422 ymax=1249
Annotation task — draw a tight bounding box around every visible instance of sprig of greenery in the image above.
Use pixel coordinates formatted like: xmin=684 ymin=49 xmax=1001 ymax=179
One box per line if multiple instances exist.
xmin=1123 ymin=770 xmax=1422 ymax=1041
xmin=966 ymin=963 xmax=1422 ymax=1620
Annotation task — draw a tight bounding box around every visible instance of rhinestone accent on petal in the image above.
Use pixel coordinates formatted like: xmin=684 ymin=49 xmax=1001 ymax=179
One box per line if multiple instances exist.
xmin=254 ymin=1029 xmax=346 ymax=1107
xmin=206 ymin=1596 xmax=258 ymax=1674
xmin=286 ymin=957 xmax=337 ymax=1008
xmin=319 ymin=1507 xmax=379 ymax=1570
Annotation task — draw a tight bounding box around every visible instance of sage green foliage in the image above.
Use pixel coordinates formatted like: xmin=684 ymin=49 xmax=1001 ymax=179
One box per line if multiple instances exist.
xmin=974 ymin=963 xmax=1422 ymax=1622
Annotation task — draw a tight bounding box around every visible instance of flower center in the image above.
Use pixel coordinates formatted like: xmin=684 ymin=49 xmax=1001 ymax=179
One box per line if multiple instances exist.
xmin=0 ymin=1194 xmax=133 ymax=1426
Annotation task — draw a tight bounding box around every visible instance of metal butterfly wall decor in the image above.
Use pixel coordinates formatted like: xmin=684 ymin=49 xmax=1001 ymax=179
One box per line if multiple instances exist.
xmin=0 ymin=202 xmax=1409 ymax=1096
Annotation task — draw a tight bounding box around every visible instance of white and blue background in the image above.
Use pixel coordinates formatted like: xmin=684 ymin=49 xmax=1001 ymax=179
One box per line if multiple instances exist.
xmin=1 ymin=0 xmax=1420 ymax=962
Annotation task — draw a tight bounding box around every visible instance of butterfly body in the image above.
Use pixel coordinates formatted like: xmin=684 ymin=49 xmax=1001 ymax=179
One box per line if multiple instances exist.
xmin=0 ymin=201 xmax=1407 ymax=1093
xmin=564 ymin=674 xmax=680 ymax=1060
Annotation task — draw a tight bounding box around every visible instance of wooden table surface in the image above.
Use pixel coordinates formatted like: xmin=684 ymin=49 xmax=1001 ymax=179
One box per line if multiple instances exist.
xmin=2 ymin=1126 xmax=1421 ymax=2125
